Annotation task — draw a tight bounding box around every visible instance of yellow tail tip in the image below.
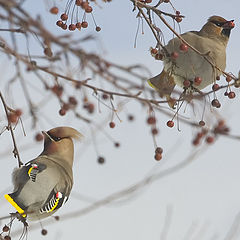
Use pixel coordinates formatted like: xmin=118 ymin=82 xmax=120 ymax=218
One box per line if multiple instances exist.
xmin=147 ymin=79 xmax=157 ymax=90
xmin=4 ymin=194 xmax=26 ymax=217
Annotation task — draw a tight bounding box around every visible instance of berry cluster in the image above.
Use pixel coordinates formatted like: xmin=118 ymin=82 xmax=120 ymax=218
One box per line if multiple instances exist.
xmin=192 ymin=120 xmax=229 ymax=146
xmin=52 ymin=0 xmax=101 ymax=32
xmin=154 ymin=147 xmax=163 ymax=161
xmin=1 ymin=225 xmax=11 ymax=240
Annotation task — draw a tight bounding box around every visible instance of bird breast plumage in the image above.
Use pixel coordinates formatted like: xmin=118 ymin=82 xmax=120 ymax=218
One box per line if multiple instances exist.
xmin=163 ymin=32 xmax=226 ymax=90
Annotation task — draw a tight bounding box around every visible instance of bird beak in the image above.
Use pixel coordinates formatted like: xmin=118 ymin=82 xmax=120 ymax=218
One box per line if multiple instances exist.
xmin=222 ymin=20 xmax=235 ymax=29
xmin=42 ymin=131 xmax=55 ymax=141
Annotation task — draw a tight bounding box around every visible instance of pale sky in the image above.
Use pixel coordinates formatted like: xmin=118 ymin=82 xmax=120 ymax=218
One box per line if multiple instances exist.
xmin=0 ymin=0 xmax=240 ymax=239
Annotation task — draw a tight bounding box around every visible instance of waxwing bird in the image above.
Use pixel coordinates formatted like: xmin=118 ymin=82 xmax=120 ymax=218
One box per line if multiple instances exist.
xmin=5 ymin=126 xmax=83 ymax=221
xmin=148 ymin=16 xmax=235 ymax=108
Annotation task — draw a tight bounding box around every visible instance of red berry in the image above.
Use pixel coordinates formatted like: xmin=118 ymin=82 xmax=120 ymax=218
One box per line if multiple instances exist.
xmin=4 ymin=236 xmax=11 ymax=240
xmin=145 ymin=0 xmax=152 ymax=3
xmin=15 ymin=109 xmax=22 ymax=116
xmin=164 ymin=0 xmax=169 ymax=2
xmin=176 ymin=11 xmax=180 ymax=15
xmin=81 ymin=1 xmax=89 ymax=9
xmin=109 ymin=122 xmax=115 ymax=128
xmin=50 ymin=7 xmax=59 ymax=14
xmin=8 ymin=113 xmax=18 ymax=123
xmin=96 ymin=26 xmax=101 ymax=32
xmin=175 ymin=17 xmax=182 ymax=23
xmin=102 ymin=94 xmax=108 ymax=100
xmin=56 ymin=20 xmax=63 ymax=27
xmin=114 ymin=142 xmax=120 ymax=148
xmin=228 ymin=91 xmax=236 ymax=99
xmin=155 ymin=147 xmax=163 ymax=154
xmin=35 ymin=133 xmax=43 ymax=142
xmin=151 ymin=128 xmax=158 ymax=135
xmin=194 ymin=77 xmax=202 ymax=86
xmin=179 ymin=43 xmax=188 ymax=52
xmin=183 ymin=79 xmax=191 ymax=88
xmin=75 ymin=0 xmax=83 ymax=6
xmin=128 ymin=115 xmax=134 ymax=121
xmin=68 ymin=96 xmax=78 ymax=105
xmin=206 ymin=136 xmax=214 ymax=144
xmin=2 ymin=225 xmax=9 ymax=232
xmin=81 ymin=21 xmax=88 ymax=28
xmin=155 ymin=53 xmax=163 ymax=60
xmin=166 ymin=120 xmax=174 ymax=128
xmin=98 ymin=156 xmax=105 ymax=164
xmin=171 ymin=51 xmax=179 ymax=59
xmin=76 ymin=22 xmax=82 ymax=29
xmin=154 ymin=153 xmax=162 ymax=161
xmin=41 ymin=229 xmax=47 ymax=235
xmin=226 ymin=76 xmax=232 ymax=82
xmin=224 ymin=91 xmax=229 ymax=96
xmin=61 ymin=24 xmax=67 ymax=30
xmin=69 ymin=24 xmax=76 ymax=31
xmin=216 ymin=76 xmax=220 ymax=81
xmin=199 ymin=120 xmax=205 ymax=126
xmin=59 ymin=108 xmax=66 ymax=116
xmin=192 ymin=138 xmax=200 ymax=146
xmin=44 ymin=47 xmax=53 ymax=57
xmin=211 ymin=99 xmax=220 ymax=108
xmin=147 ymin=116 xmax=156 ymax=125
xmin=60 ymin=13 xmax=68 ymax=21
xmin=212 ymin=83 xmax=220 ymax=91
xmin=85 ymin=6 xmax=93 ymax=13
xmin=151 ymin=48 xmax=158 ymax=55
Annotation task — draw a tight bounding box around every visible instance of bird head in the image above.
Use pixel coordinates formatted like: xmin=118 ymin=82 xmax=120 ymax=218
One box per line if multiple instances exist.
xmin=41 ymin=127 xmax=83 ymax=168
xmin=200 ymin=16 xmax=235 ymax=44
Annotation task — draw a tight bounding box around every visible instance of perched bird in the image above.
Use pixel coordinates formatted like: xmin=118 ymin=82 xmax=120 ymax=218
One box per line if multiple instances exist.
xmin=5 ymin=126 xmax=82 ymax=221
xmin=148 ymin=16 xmax=235 ymax=107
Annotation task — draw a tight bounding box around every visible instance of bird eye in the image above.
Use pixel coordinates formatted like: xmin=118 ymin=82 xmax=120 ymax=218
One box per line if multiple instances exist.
xmin=47 ymin=132 xmax=61 ymax=141
xmin=211 ymin=21 xmax=224 ymax=27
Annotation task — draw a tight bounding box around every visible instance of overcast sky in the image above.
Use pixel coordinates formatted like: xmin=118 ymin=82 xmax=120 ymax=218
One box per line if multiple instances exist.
xmin=0 ymin=0 xmax=240 ymax=239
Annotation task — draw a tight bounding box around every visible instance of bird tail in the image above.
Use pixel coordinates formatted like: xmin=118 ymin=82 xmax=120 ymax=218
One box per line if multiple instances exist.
xmin=4 ymin=192 xmax=27 ymax=217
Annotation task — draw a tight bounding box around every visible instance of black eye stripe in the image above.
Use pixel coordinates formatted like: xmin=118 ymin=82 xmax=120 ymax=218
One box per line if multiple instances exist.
xmin=47 ymin=132 xmax=61 ymax=141
xmin=210 ymin=21 xmax=225 ymax=27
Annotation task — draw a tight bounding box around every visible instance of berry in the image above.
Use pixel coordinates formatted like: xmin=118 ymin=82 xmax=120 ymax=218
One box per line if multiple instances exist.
xmin=194 ymin=77 xmax=202 ymax=86
xmin=224 ymin=91 xmax=229 ymax=96
xmin=211 ymin=99 xmax=220 ymax=108
xmin=8 ymin=113 xmax=18 ymax=123
xmin=54 ymin=216 xmax=60 ymax=221
xmin=128 ymin=115 xmax=134 ymax=121
xmin=109 ymin=122 xmax=115 ymax=128
xmin=151 ymin=128 xmax=158 ymax=135
xmin=2 ymin=225 xmax=9 ymax=232
xmin=151 ymin=48 xmax=158 ymax=55
xmin=50 ymin=7 xmax=59 ymax=14
xmin=114 ymin=142 xmax=120 ymax=148
xmin=154 ymin=153 xmax=162 ymax=161
xmin=183 ymin=79 xmax=191 ymax=88
xmin=60 ymin=13 xmax=68 ymax=21
xmin=212 ymin=83 xmax=220 ymax=91
xmin=155 ymin=147 xmax=163 ymax=154
xmin=96 ymin=26 xmax=101 ymax=32
xmin=179 ymin=43 xmax=188 ymax=52
xmin=85 ymin=6 xmax=93 ymax=13
xmin=81 ymin=21 xmax=88 ymax=28
xmin=4 ymin=236 xmax=11 ymax=240
xmin=81 ymin=1 xmax=89 ymax=9
xmin=59 ymin=108 xmax=66 ymax=116
xmin=167 ymin=120 xmax=174 ymax=128
xmin=35 ymin=133 xmax=43 ymax=142
xmin=145 ymin=0 xmax=152 ymax=3
xmin=176 ymin=10 xmax=180 ymax=15
xmin=216 ymin=76 xmax=220 ymax=81
xmin=98 ymin=156 xmax=105 ymax=164
xmin=75 ymin=0 xmax=83 ymax=6
xmin=171 ymin=51 xmax=179 ymax=59
xmin=76 ymin=22 xmax=82 ymax=29
xmin=51 ymin=85 xmax=63 ymax=97
xmin=41 ymin=229 xmax=47 ymax=236
xmin=69 ymin=24 xmax=76 ymax=31
xmin=164 ymin=0 xmax=169 ymax=2
xmin=175 ymin=17 xmax=182 ymax=23
xmin=206 ymin=136 xmax=214 ymax=144
xmin=228 ymin=91 xmax=236 ymax=99
xmin=15 ymin=109 xmax=22 ymax=116
xmin=68 ymin=96 xmax=78 ymax=105
xmin=155 ymin=53 xmax=163 ymax=60
xmin=44 ymin=47 xmax=53 ymax=57
xmin=192 ymin=138 xmax=200 ymax=146
xmin=199 ymin=120 xmax=205 ymax=126
xmin=56 ymin=20 xmax=63 ymax=27
xmin=147 ymin=116 xmax=156 ymax=125
xmin=61 ymin=24 xmax=67 ymax=30
xmin=102 ymin=94 xmax=108 ymax=100
xmin=226 ymin=76 xmax=232 ymax=82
